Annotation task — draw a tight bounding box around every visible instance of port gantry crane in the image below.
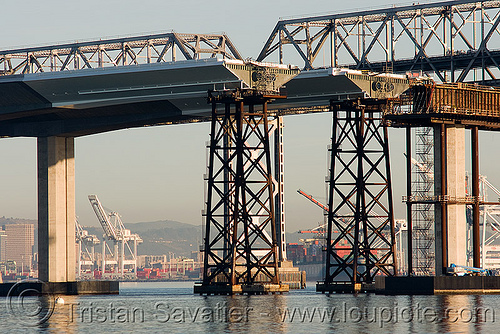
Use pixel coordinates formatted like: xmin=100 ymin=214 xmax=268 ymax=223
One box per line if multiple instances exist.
xmin=88 ymin=195 xmax=142 ymax=279
xmin=75 ymin=219 xmax=100 ymax=279
xmin=296 ymin=188 xmax=406 ymax=267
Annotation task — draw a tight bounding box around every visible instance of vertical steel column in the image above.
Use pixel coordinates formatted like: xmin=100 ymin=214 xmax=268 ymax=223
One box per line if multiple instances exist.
xmin=383 ymin=113 xmax=397 ymax=275
xmin=449 ymin=6 xmax=455 ymax=82
xmin=223 ymin=103 xmax=232 ymax=261
xmin=279 ymin=30 xmax=283 ymax=64
xmin=201 ymin=99 xmax=219 ymax=284
xmin=274 ymin=116 xmax=287 ymax=261
xmin=325 ymin=102 xmax=337 ymax=285
xmin=406 ymin=126 xmax=413 ymax=275
xmin=472 ymin=126 xmax=480 ymax=267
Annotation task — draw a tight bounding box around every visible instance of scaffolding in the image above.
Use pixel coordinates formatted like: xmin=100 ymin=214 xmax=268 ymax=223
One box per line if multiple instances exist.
xmin=412 ymin=127 xmax=436 ymax=275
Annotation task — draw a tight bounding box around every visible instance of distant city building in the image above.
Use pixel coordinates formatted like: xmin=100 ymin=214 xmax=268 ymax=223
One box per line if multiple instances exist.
xmin=5 ymin=224 xmax=34 ymax=272
xmin=0 ymin=228 xmax=6 ymax=262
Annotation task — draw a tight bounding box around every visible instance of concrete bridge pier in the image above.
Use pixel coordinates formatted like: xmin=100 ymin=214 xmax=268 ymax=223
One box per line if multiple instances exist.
xmin=37 ymin=136 xmax=76 ymax=282
xmin=434 ymin=124 xmax=467 ymax=275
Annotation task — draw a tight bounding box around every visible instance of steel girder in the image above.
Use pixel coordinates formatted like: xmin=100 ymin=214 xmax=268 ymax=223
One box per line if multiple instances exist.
xmin=325 ymin=99 xmax=396 ymax=285
xmin=201 ymin=89 xmax=281 ymax=287
xmin=0 ymin=33 xmax=242 ymax=75
xmin=257 ymin=1 xmax=500 ymax=83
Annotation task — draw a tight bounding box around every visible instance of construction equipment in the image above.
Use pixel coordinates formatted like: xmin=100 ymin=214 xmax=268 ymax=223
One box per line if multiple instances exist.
xmin=296 ymin=189 xmax=328 ymax=245
xmin=447 ymin=263 xmax=492 ymax=276
xmin=297 ymin=189 xmax=328 ymax=213
xmin=88 ymin=195 xmax=142 ymax=279
xmin=75 ymin=219 xmax=100 ymax=279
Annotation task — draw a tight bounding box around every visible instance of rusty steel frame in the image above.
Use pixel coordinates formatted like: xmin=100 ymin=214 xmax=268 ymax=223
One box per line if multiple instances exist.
xmin=325 ymin=99 xmax=396 ymax=285
xmin=258 ymin=1 xmax=500 ymax=84
xmin=0 ymin=33 xmax=242 ymax=75
xmin=201 ymin=89 xmax=281 ymax=287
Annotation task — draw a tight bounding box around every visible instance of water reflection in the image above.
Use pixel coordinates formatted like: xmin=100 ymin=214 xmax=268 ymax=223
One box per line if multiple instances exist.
xmin=437 ymin=294 xmax=495 ymax=333
xmin=39 ymin=295 xmax=79 ymax=333
xmin=201 ymin=294 xmax=288 ymax=333
xmin=1 ymin=282 xmax=499 ymax=333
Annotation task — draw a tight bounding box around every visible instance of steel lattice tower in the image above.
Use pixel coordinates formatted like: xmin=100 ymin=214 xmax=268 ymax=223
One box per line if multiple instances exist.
xmin=198 ymin=89 xmax=286 ymax=294
xmin=412 ymin=127 xmax=436 ymax=275
xmin=321 ymin=99 xmax=396 ymax=291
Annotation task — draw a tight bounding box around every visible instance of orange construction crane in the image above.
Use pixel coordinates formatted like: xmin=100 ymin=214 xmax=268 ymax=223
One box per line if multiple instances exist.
xmin=296 ymin=189 xmax=344 ymax=235
xmin=297 ymin=189 xmax=329 ymax=213
xmin=296 ymin=189 xmax=329 ymax=234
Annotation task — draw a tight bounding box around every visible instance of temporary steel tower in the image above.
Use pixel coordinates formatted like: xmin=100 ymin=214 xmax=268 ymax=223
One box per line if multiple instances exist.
xmin=195 ymin=62 xmax=298 ymax=295
xmin=88 ymin=195 xmax=142 ymax=279
xmin=319 ymin=98 xmax=397 ymax=292
xmin=198 ymin=89 xmax=283 ymax=294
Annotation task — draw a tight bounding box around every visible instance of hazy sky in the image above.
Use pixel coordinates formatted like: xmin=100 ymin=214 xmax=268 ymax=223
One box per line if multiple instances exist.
xmin=2 ymin=0 xmax=500 ymax=233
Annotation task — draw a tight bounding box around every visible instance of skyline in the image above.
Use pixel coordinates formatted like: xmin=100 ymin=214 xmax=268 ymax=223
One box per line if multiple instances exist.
xmin=2 ymin=0 xmax=500 ymax=233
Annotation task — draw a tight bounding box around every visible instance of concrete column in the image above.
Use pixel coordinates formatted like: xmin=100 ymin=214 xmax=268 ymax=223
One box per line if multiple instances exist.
xmin=38 ymin=136 xmax=76 ymax=282
xmin=446 ymin=125 xmax=467 ymax=267
xmin=434 ymin=125 xmax=467 ymax=275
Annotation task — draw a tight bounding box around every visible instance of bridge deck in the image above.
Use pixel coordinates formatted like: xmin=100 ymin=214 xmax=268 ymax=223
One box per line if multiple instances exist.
xmin=0 ymin=60 xmax=409 ymax=137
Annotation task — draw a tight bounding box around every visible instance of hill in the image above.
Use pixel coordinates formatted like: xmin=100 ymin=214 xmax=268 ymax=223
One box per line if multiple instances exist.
xmin=0 ymin=216 xmax=37 ymax=225
xmin=2 ymin=215 xmax=309 ymax=258
xmin=83 ymin=219 xmax=201 ymax=257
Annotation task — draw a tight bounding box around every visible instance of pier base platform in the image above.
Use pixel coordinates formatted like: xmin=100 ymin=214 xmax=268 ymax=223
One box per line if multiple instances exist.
xmin=316 ymin=281 xmax=376 ymax=293
xmin=194 ymin=283 xmax=289 ymax=295
xmin=0 ymin=281 xmax=119 ymax=296
xmin=375 ymin=276 xmax=500 ymax=295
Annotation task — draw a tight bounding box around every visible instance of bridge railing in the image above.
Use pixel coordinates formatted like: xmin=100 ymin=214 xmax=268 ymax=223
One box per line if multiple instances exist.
xmin=0 ymin=32 xmax=242 ymax=75
xmin=413 ymin=82 xmax=500 ymax=117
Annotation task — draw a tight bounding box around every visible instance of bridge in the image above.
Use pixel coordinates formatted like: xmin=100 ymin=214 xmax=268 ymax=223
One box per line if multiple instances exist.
xmin=2 ymin=0 xmax=500 ymax=294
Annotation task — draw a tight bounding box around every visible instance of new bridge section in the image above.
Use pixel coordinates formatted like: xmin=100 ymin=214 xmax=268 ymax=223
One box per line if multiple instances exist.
xmin=0 ymin=59 xmax=409 ymax=137
xmin=0 ymin=59 xmax=298 ymax=137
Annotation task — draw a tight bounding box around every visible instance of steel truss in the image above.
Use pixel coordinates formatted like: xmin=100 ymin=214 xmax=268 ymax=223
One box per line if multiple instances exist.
xmin=201 ymin=89 xmax=281 ymax=287
xmin=325 ymin=99 xmax=396 ymax=285
xmin=0 ymin=33 xmax=242 ymax=75
xmin=258 ymin=1 xmax=500 ymax=84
